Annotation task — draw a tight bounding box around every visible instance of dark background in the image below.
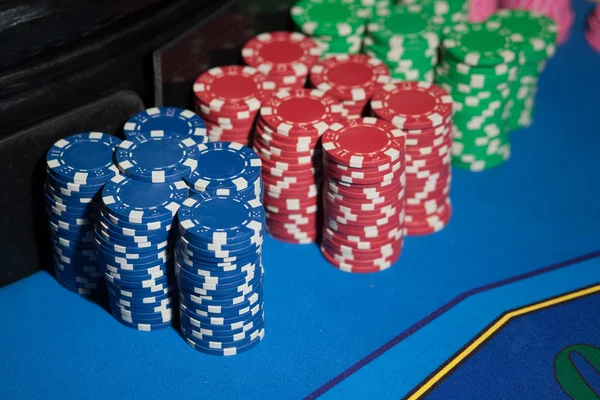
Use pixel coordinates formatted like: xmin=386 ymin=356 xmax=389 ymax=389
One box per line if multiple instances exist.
xmin=0 ymin=0 xmax=294 ymax=286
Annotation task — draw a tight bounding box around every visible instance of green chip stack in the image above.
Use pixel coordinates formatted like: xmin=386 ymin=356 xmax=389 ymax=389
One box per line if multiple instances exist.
xmin=291 ymin=0 xmax=370 ymax=57
xmin=489 ymin=9 xmax=558 ymax=132
xmin=402 ymin=0 xmax=469 ymax=29
xmin=436 ymin=21 xmax=520 ymax=172
xmin=364 ymin=4 xmax=443 ymax=83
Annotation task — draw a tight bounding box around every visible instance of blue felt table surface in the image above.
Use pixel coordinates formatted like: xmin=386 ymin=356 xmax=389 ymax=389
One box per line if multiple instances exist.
xmin=2 ymin=1 xmax=600 ymax=399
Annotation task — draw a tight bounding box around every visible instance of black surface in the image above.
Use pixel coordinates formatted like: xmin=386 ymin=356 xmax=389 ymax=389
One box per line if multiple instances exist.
xmin=0 ymin=91 xmax=144 ymax=287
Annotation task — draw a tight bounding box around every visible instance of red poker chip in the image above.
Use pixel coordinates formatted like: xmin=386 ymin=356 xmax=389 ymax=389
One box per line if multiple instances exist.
xmin=371 ymin=82 xmax=453 ymax=130
xmin=267 ymin=223 xmax=317 ymax=237
xmin=242 ymin=31 xmax=321 ymax=77
xmin=405 ymin=203 xmax=452 ymax=237
xmin=309 ymin=54 xmax=391 ymax=101
xmin=256 ymin=126 xmax=321 ymax=149
xmin=326 ymin=209 xmax=402 ymax=228
xmin=405 ymin=137 xmax=452 ymax=157
xmin=260 ymin=155 xmax=321 ymax=172
xmin=265 ymin=210 xmax=318 ymax=223
xmin=325 ymin=165 xmax=404 ymax=185
xmin=195 ymin=100 xmax=260 ymax=122
xmin=325 ymin=154 xmax=403 ymax=175
xmin=326 ymin=190 xmax=403 ymax=209
xmin=325 ymin=201 xmax=403 ymax=221
xmin=259 ymin=88 xmax=345 ymax=136
xmin=326 ymin=215 xmax=403 ymax=239
xmin=321 ymin=244 xmax=400 ymax=265
xmin=322 ymin=117 xmax=406 ymax=168
xmin=321 ymin=237 xmax=402 ymax=262
xmin=324 ymin=227 xmax=403 ymax=250
xmin=327 ymin=175 xmax=403 ymax=190
xmin=194 ymin=66 xmax=272 ymax=112
xmin=262 ymin=165 xmax=319 ymax=180
xmin=264 ymin=194 xmax=318 ymax=210
xmin=327 ymin=180 xmax=403 ymax=200
xmin=262 ymin=171 xmax=318 ymax=185
xmin=256 ymin=118 xmax=322 ymax=143
xmin=253 ymin=145 xmax=316 ymax=166
xmin=255 ymin=137 xmax=317 ymax=158
xmin=405 ymin=130 xmax=452 ymax=149
xmin=269 ymin=233 xmax=317 ymax=245
xmin=254 ymin=133 xmax=314 ymax=153
xmin=320 ymin=246 xmax=399 ymax=273
xmin=404 ymin=117 xmax=453 ymax=136
xmin=265 ymin=202 xmax=318 ymax=215
xmin=405 ymin=197 xmax=449 ymax=216
xmin=262 ymin=175 xmax=319 ymax=190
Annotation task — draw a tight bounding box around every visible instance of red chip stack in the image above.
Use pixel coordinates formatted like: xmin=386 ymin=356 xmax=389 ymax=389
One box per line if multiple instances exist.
xmin=193 ymin=65 xmax=272 ymax=145
xmin=254 ymin=88 xmax=345 ymax=244
xmin=586 ymin=5 xmax=600 ymax=53
xmin=371 ymin=82 xmax=453 ymax=236
xmin=309 ymin=54 xmax=391 ymax=119
xmin=242 ymin=31 xmax=322 ymax=90
xmin=321 ymin=117 xmax=406 ymax=273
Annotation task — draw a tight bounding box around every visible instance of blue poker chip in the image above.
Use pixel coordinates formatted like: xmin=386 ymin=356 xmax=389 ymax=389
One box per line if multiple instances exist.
xmin=181 ymin=320 xmax=263 ymax=347
xmin=100 ymin=211 xmax=173 ymax=234
xmin=176 ymin=268 xmax=261 ymax=295
xmin=178 ymin=193 xmax=265 ymax=243
xmin=180 ymin=303 xmax=263 ymax=329
xmin=96 ymin=222 xmax=171 ymax=246
xmin=102 ymin=175 xmax=188 ymax=224
xmin=47 ymin=172 xmax=106 ymax=194
xmin=46 ymin=132 xmax=122 ymax=184
xmin=183 ymin=142 xmax=262 ymax=194
xmin=180 ymin=285 xmax=261 ymax=308
xmin=116 ymin=132 xmax=200 ymax=183
xmin=180 ymin=291 xmax=264 ymax=319
xmin=176 ymin=241 xmax=261 ymax=263
xmin=108 ymin=289 xmax=173 ymax=307
xmin=104 ymin=271 xmax=170 ymax=288
xmin=113 ymin=314 xmax=172 ymax=331
xmin=123 ymin=107 xmax=208 ymax=140
xmin=183 ymin=330 xmax=264 ymax=355
xmin=177 ymin=277 xmax=262 ymax=301
xmin=177 ymin=234 xmax=262 ymax=257
xmin=176 ymin=262 xmax=258 ymax=284
xmin=112 ymin=298 xmax=173 ymax=313
xmin=175 ymin=249 xmax=261 ymax=271
xmin=179 ymin=309 xmax=263 ymax=339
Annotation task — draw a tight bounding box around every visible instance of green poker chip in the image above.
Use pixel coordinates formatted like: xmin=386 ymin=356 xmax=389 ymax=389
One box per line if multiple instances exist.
xmin=489 ymin=9 xmax=558 ymax=62
xmin=367 ymin=5 xmax=443 ymax=49
xmin=442 ymin=21 xmax=520 ymax=67
xmin=291 ymin=0 xmax=368 ymax=37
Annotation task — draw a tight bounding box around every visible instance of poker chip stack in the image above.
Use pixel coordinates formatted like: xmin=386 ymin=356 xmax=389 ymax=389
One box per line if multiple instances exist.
xmin=95 ymin=131 xmax=205 ymax=331
xmin=321 ymin=117 xmax=407 ymax=273
xmin=436 ymin=21 xmax=519 ymax=171
xmin=499 ymin=0 xmax=574 ymax=44
xmin=242 ymin=31 xmax=322 ymax=90
xmin=468 ymin=0 xmax=499 ymax=22
xmin=175 ymin=193 xmax=266 ymax=356
xmin=371 ymin=82 xmax=454 ymax=235
xmin=490 ymin=9 xmax=557 ymax=132
xmin=193 ymin=66 xmax=272 ymax=145
xmin=45 ymin=132 xmax=121 ymax=296
xmin=364 ymin=5 xmax=443 ymax=84
xmin=184 ymin=142 xmax=263 ymax=202
xmin=309 ymin=54 xmax=391 ymax=119
xmin=290 ymin=0 xmax=368 ymax=57
xmin=254 ymin=88 xmax=345 ymax=244
xmin=586 ymin=5 xmax=600 ymax=53
xmin=123 ymin=107 xmax=207 ymax=140
xmin=402 ymin=0 xmax=469 ymax=28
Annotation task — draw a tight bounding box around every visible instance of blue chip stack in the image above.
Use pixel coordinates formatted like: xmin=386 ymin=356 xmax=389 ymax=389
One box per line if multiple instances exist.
xmin=183 ymin=142 xmax=263 ymax=202
xmin=96 ymin=176 xmax=190 ymax=331
xmin=175 ymin=192 xmax=266 ymax=356
xmin=123 ymin=107 xmax=207 ymax=140
xmin=45 ymin=132 xmax=122 ymax=295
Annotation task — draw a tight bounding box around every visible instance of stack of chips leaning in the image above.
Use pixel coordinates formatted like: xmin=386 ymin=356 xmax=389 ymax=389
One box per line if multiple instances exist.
xmin=290 ymin=0 xmax=368 ymax=57
xmin=242 ymin=31 xmax=322 ymax=90
xmin=499 ymin=0 xmax=573 ymax=44
xmin=45 ymin=132 xmax=121 ymax=296
xmin=321 ymin=117 xmax=407 ymax=273
xmin=371 ymin=82 xmax=454 ymax=235
xmin=436 ymin=21 xmax=518 ymax=171
xmin=175 ymin=192 xmax=266 ymax=356
xmin=586 ymin=4 xmax=600 ymax=53
xmin=254 ymin=88 xmax=345 ymax=244
xmin=96 ymin=128 xmax=207 ymax=331
xmin=364 ymin=4 xmax=442 ymax=84
xmin=193 ymin=66 xmax=272 ymax=145
xmin=489 ymin=9 xmax=557 ymax=131
xmin=402 ymin=0 xmax=469 ymax=29
xmin=310 ymin=54 xmax=391 ymax=119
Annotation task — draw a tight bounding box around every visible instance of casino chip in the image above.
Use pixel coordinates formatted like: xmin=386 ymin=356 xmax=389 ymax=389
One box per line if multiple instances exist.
xmin=371 ymin=82 xmax=453 ymax=236
xmin=115 ymin=132 xmax=201 ymax=183
xmin=436 ymin=21 xmax=518 ymax=171
xmin=586 ymin=5 xmax=600 ymax=53
xmin=403 ymin=0 xmax=469 ymax=29
xmin=176 ymin=193 xmax=266 ymax=355
xmin=290 ymin=0 xmax=375 ymax=58
xmin=44 ymin=132 xmax=122 ymax=296
xmin=242 ymin=31 xmax=322 ymax=90
xmin=489 ymin=9 xmax=557 ymax=131
xmin=321 ymin=117 xmax=406 ymax=273
xmin=193 ymin=66 xmax=273 ymax=145
xmin=364 ymin=5 xmax=443 ymax=84
xmin=499 ymin=0 xmax=574 ymax=45
xmin=254 ymin=88 xmax=345 ymax=244
xmin=123 ymin=107 xmax=208 ymax=141
xmin=183 ymin=142 xmax=263 ymax=202
xmin=96 ymin=175 xmax=188 ymax=331
xmin=309 ymin=54 xmax=391 ymax=119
